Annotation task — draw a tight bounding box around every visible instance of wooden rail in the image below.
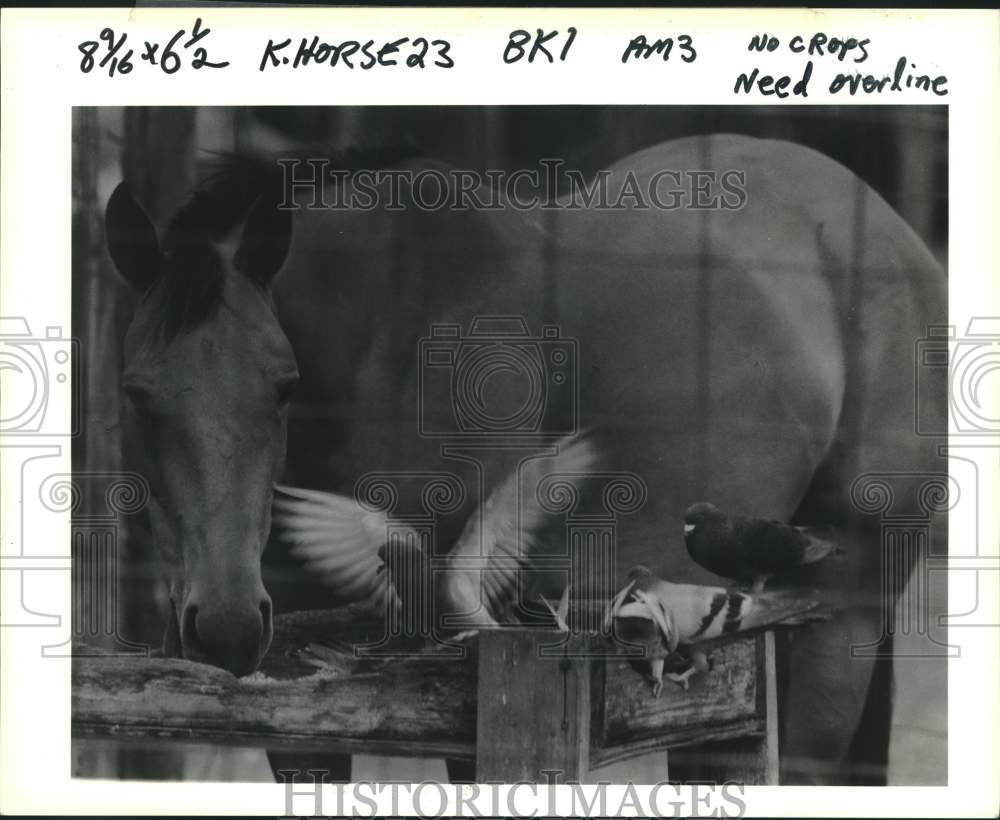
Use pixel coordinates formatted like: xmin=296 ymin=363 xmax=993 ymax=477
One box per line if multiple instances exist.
xmin=73 ymin=609 xmax=778 ymax=783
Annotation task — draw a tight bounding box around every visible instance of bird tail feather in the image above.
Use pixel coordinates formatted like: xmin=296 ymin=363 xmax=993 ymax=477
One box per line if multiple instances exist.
xmin=739 ymin=592 xmax=818 ymax=632
xmin=794 ymin=526 xmax=838 ymax=566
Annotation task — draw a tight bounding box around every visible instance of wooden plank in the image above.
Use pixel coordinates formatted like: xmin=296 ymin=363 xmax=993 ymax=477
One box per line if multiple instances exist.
xmin=73 ymin=609 xmax=777 ymax=777
xmin=475 ymin=629 xmax=598 ymax=782
xmin=591 ymin=720 xmax=765 ymax=770
xmin=660 ymin=633 xmax=778 ymax=785
xmin=73 ymin=653 xmax=477 ymax=754
xmin=597 ymin=638 xmax=761 ymax=749
xmin=73 ymin=609 xmax=477 ymax=757
xmin=76 ymin=729 xmax=469 ymax=762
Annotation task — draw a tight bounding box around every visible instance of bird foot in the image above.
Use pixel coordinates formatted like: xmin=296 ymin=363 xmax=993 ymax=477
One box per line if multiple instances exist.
xmin=650 ymin=679 xmax=663 ymax=698
xmin=665 ymin=667 xmax=696 ymax=691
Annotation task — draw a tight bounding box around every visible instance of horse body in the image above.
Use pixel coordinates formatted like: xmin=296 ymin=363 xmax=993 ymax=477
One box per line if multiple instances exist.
xmin=275 ymin=134 xmax=944 ymax=577
xmin=270 ymin=135 xmax=946 ymax=782
xmin=109 ymin=134 xmax=946 ymax=783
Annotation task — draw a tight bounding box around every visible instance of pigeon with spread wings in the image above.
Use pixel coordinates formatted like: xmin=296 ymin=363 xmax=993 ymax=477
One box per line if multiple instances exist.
xmin=272 ymin=435 xmax=596 ymax=637
xmin=606 ymin=565 xmax=817 ymax=696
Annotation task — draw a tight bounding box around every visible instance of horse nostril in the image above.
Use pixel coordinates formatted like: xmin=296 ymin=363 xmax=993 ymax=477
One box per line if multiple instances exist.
xmin=179 ymin=593 xmax=269 ymax=676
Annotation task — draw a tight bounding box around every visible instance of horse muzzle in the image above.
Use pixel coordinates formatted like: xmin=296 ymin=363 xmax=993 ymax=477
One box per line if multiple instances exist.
xmin=179 ymin=584 xmax=273 ymax=676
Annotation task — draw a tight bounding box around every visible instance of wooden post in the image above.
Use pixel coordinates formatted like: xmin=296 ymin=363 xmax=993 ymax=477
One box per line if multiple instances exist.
xmin=476 ymin=629 xmax=595 ymax=783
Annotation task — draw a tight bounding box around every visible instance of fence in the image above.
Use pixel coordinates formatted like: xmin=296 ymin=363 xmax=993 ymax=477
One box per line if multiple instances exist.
xmin=73 ymin=608 xmax=781 ymax=783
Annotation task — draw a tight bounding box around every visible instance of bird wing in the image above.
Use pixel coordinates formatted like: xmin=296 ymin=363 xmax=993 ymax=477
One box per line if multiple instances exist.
xmin=645 ymin=577 xmax=819 ymax=643
xmin=631 ymin=588 xmax=678 ymax=652
xmin=272 ymin=484 xmax=418 ymax=606
xmin=443 ymin=434 xmax=597 ymax=624
xmin=734 ymin=517 xmax=809 ymax=573
xmin=735 ymin=590 xmax=819 ymax=632
xmin=605 ymin=571 xmax=676 ymax=645
xmin=604 ymin=578 xmax=637 ymax=631
xmin=638 ymin=579 xmax=735 ymax=645
xmin=793 ymin=525 xmax=838 ymax=565
xmin=539 ymin=583 xmax=571 ymax=632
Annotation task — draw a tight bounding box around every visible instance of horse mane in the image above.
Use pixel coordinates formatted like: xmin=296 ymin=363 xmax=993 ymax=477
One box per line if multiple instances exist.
xmin=154 ymin=142 xmax=425 ymax=340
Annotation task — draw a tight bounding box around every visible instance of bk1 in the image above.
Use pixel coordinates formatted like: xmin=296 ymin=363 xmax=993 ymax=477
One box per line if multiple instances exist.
xmin=504 ymin=27 xmax=578 ymax=64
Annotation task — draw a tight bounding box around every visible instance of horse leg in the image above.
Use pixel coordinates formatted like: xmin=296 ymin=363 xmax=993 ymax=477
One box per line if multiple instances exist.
xmin=777 ymin=602 xmax=886 ymax=784
xmin=846 ymin=638 xmax=895 ymax=785
xmin=445 ymin=757 xmax=476 ymax=783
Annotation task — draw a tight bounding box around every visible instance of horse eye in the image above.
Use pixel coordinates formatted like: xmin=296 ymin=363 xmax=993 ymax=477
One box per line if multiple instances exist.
xmin=123 ymin=384 xmax=151 ymax=410
xmin=122 ymin=384 xmax=157 ymax=422
xmin=276 ymin=376 xmax=299 ymax=406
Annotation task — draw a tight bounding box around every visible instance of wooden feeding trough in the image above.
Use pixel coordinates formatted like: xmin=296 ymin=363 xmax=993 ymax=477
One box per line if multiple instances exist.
xmin=72 ymin=608 xmax=780 ymax=783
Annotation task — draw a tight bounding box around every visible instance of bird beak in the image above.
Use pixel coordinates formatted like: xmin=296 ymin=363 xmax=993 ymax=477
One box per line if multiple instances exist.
xmin=683 ymin=524 xmax=695 ymax=534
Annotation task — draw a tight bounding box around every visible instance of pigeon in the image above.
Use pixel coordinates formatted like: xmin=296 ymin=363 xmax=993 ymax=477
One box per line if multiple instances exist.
xmin=272 ymin=434 xmax=596 ymax=641
xmin=605 ymin=565 xmax=817 ymax=695
xmin=683 ymin=502 xmax=837 ymax=592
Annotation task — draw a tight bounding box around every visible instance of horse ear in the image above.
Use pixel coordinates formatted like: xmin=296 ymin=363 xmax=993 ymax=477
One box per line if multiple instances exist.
xmin=105 ymin=182 xmax=162 ymax=293
xmin=233 ymin=196 xmax=292 ymax=287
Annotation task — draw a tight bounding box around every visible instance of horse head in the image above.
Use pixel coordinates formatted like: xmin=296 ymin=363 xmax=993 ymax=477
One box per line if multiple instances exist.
xmin=105 ymin=178 xmax=295 ymax=675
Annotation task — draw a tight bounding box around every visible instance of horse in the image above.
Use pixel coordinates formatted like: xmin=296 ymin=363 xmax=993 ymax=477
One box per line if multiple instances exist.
xmin=104 ymin=133 xmax=947 ymax=785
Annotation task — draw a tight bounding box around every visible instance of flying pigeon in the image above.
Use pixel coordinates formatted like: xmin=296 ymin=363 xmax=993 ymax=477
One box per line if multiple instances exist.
xmin=605 ymin=565 xmax=817 ymax=696
xmin=272 ymin=435 xmax=596 ymax=640
xmin=683 ymin=502 xmax=837 ymax=592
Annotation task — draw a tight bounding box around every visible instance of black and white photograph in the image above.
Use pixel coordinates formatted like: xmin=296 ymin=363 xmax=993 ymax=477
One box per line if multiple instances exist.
xmin=69 ymin=104 xmax=949 ymax=788
xmin=1 ymin=7 xmax=997 ymax=818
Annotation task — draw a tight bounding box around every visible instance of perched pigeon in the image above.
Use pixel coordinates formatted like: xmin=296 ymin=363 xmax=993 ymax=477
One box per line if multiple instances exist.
xmin=683 ymin=502 xmax=837 ymax=592
xmin=605 ymin=565 xmax=817 ymax=696
xmin=272 ymin=435 xmax=595 ymax=638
